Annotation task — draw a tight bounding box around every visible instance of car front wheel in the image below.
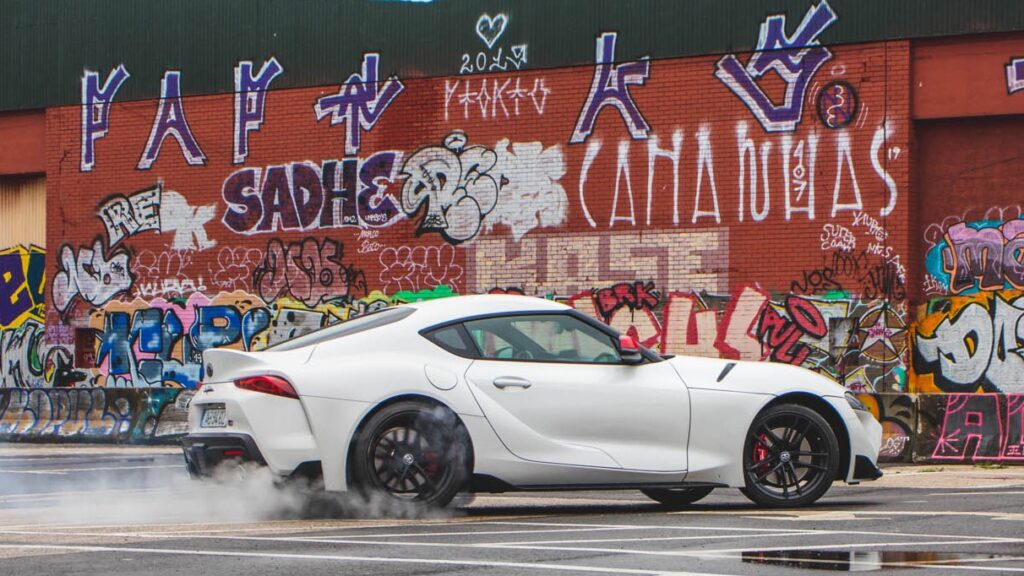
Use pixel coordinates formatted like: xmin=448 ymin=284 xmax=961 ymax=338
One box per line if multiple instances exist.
xmin=740 ymin=403 xmax=839 ymax=508
xmin=350 ymin=401 xmax=470 ymax=508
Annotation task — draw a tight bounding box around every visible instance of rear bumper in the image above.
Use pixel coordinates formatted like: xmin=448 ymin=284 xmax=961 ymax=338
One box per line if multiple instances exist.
xmin=181 ymin=433 xmax=266 ymax=478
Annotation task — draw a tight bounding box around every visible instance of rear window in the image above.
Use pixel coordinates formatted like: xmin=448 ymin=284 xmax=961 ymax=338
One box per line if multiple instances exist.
xmin=268 ymin=306 xmax=416 ymax=351
xmin=422 ymin=324 xmax=477 ymax=358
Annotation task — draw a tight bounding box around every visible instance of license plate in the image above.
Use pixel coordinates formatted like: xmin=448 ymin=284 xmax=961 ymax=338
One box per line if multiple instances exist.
xmin=200 ymin=407 xmax=227 ymax=428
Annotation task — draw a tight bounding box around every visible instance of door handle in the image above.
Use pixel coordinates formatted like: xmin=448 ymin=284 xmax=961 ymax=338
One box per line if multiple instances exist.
xmin=493 ymin=376 xmax=532 ymax=389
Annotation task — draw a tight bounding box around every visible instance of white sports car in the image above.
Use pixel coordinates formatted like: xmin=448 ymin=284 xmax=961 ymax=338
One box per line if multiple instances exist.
xmin=183 ymin=295 xmax=882 ymax=508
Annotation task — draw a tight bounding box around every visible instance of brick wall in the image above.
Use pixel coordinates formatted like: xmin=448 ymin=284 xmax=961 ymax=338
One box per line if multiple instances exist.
xmin=40 ymin=39 xmax=912 ymax=392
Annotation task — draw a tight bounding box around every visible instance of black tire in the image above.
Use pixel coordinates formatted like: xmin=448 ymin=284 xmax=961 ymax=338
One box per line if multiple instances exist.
xmin=741 ymin=403 xmax=840 ymax=508
xmin=641 ymin=486 xmax=714 ymax=508
xmin=350 ymin=401 xmax=470 ymax=508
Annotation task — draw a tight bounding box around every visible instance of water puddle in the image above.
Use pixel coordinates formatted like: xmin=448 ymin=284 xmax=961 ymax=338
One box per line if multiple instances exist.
xmin=740 ymin=550 xmax=1021 ymax=571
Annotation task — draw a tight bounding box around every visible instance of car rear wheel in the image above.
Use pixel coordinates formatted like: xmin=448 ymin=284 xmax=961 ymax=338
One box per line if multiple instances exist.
xmin=641 ymin=486 xmax=714 ymax=508
xmin=741 ymin=403 xmax=839 ymax=508
xmin=350 ymin=401 xmax=470 ymax=508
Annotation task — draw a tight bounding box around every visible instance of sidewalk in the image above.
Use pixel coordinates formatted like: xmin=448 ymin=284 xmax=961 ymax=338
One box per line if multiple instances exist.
xmin=874 ymin=463 xmax=1024 ymax=489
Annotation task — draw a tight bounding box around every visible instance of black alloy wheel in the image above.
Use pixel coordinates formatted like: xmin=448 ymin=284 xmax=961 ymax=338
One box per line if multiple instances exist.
xmin=350 ymin=401 xmax=470 ymax=508
xmin=641 ymin=486 xmax=714 ymax=508
xmin=740 ymin=403 xmax=839 ymax=507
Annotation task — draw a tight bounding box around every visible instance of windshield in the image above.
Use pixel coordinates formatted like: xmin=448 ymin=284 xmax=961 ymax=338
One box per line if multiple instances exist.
xmin=267 ymin=306 xmax=416 ymax=351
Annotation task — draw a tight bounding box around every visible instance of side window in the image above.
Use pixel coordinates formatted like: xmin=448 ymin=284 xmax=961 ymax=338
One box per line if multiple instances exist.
xmin=423 ymin=325 xmax=476 ymax=358
xmin=463 ymin=314 xmax=621 ymax=364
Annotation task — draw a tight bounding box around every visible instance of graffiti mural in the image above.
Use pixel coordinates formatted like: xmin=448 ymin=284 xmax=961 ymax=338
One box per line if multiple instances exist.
xmin=52 ymin=240 xmax=133 ymax=313
xmin=314 ymin=52 xmax=404 ymax=156
xmin=400 ymin=132 xmax=567 ymax=244
xmin=0 ymin=387 xmax=193 ymax=440
xmin=912 ymin=292 xmax=1024 ymax=395
xmin=925 ymin=217 xmax=1024 ymax=295
xmin=221 ymin=153 xmax=405 ymax=234
xmin=460 ymin=13 xmax=528 ymax=74
xmin=1007 ymin=57 xmax=1024 ymax=94
xmin=857 ymin=393 xmax=916 ymax=462
xmin=715 ymin=1 xmax=837 ymax=132
xmin=926 ymin=394 xmax=1024 ymax=462
xmin=0 ymin=245 xmax=46 ymax=329
xmin=252 ymin=237 xmax=367 ymax=306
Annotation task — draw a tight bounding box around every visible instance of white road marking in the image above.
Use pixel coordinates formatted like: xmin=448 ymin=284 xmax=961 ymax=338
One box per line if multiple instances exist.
xmin=928 ymin=491 xmax=1024 ymax=497
xmin=491 ymin=531 xmax=816 ymax=546
xmin=669 ymin=509 xmax=1024 ymax=522
xmin=0 ymin=543 xmax=734 ymax=576
xmin=301 ymin=526 xmax=642 ymax=539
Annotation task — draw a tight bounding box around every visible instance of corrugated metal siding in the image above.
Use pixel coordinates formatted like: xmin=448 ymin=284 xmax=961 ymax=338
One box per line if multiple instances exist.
xmin=0 ymin=175 xmax=46 ymax=247
xmin=2 ymin=0 xmax=1024 ymax=111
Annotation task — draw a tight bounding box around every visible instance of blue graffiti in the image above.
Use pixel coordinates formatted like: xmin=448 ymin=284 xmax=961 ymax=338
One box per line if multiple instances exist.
xmin=97 ymin=305 xmax=271 ymax=388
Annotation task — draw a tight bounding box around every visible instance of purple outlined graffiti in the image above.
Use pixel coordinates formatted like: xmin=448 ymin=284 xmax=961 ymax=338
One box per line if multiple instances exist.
xmin=570 ymin=32 xmax=650 ymax=144
xmin=935 ymin=220 xmax=1024 ymax=294
xmin=138 ymin=71 xmax=207 ymax=169
xmin=714 ymin=0 xmax=837 ymax=132
xmin=314 ymin=53 xmax=404 ymax=156
xmin=1007 ymin=57 xmax=1024 ymax=94
xmin=234 ymin=57 xmax=284 ymax=164
xmin=220 ymin=152 xmax=405 ymax=234
xmin=81 ymin=65 xmax=130 ymax=172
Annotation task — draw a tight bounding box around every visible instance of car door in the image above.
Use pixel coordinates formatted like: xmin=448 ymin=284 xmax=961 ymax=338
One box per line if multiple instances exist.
xmin=460 ymin=313 xmax=690 ymax=472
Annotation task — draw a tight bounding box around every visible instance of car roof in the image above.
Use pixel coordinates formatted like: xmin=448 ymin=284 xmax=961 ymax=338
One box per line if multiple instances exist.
xmin=402 ymin=294 xmax=570 ymax=328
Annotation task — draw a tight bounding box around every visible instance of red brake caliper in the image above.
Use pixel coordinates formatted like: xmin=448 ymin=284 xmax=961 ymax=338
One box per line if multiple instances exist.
xmin=753 ymin=433 xmax=770 ymax=475
xmin=420 ymin=451 xmax=440 ymax=475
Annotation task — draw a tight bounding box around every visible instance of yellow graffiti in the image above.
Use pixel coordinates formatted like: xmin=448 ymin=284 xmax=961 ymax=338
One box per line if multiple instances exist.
xmin=0 ymin=245 xmax=46 ymax=329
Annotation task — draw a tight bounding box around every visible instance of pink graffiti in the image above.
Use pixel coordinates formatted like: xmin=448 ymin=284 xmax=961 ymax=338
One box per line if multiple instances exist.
xmin=932 ymin=394 xmax=1024 ymax=461
xmin=566 ymin=285 xmax=769 ymax=359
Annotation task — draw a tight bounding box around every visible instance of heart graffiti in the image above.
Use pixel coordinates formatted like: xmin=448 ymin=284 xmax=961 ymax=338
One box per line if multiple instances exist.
xmin=475 ymin=13 xmax=508 ymax=49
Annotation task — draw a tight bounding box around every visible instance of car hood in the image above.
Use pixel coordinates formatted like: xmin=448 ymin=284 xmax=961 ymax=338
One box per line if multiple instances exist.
xmin=666 ymin=354 xmax=846 ymax=398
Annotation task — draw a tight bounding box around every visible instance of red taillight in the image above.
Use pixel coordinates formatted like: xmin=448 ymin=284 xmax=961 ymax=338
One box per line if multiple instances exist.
xmin=234 ymin=375 xmax=298 ymax=399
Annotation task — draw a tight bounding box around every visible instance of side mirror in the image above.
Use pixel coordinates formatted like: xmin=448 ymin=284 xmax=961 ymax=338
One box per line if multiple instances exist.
xmin=618 ymin=335 xmax=644 ymax=365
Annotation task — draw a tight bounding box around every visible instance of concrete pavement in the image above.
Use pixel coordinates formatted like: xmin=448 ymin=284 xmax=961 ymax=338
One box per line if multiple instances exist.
xmin=0 ymin=444 xmax=1022 ymax=574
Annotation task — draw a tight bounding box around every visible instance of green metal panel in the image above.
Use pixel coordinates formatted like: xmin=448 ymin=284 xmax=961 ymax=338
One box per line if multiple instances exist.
xmin=2 ymin=0 xmax=1024 ymax=111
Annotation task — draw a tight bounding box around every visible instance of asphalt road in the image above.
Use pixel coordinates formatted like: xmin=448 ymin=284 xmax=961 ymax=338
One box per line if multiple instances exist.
xmin=1 ymin=445 xmax=1023 ymax=575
